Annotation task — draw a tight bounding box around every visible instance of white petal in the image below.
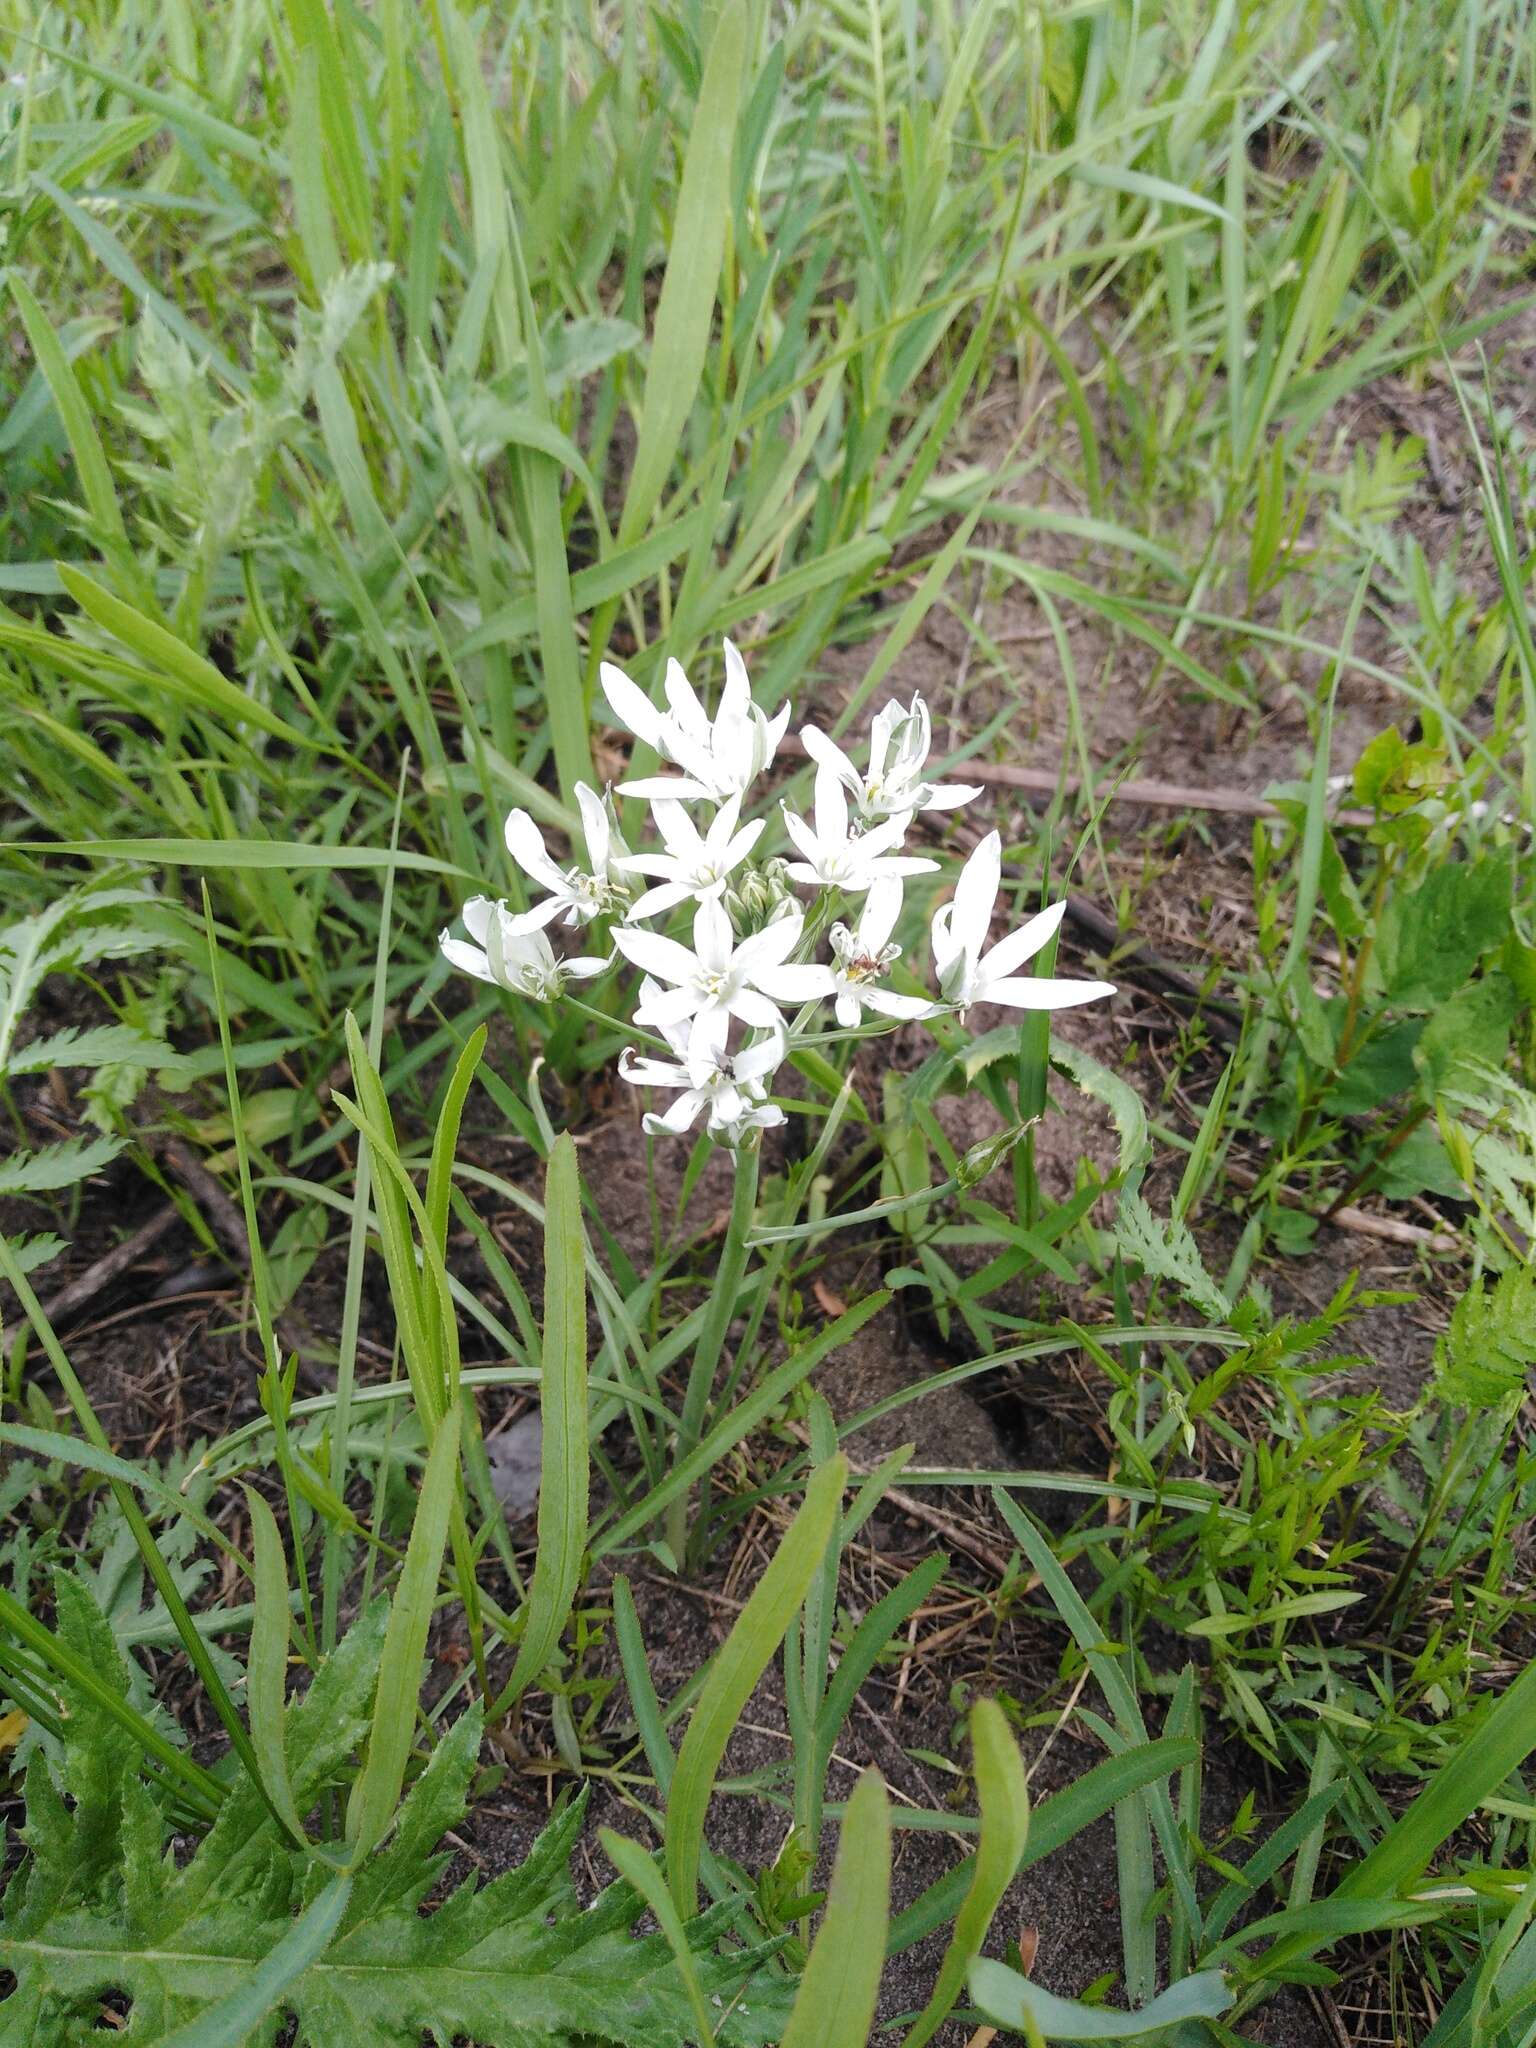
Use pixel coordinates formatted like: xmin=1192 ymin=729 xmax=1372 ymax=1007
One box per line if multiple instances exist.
xmin=687 ymin=1004 xmax=728 ymax=1070
xmin=859 ymin=876 xmax=904 ymax=952
xmin=627 ymin=881 xmax=694 ymax=921
xmin=635 ymin=983 xmax=703 ymax=1029
xmin=600 ymin=661 xmax=665 ymax=749
xmin=951 ymin=831 xmax=1001 ymax=955
xmin=503 ymin=809 xmax=565 ymax=893
xmin=563 ymin=954 xmax=610 ymax=980
xmin=440 ymin=936 xmax=494 ymax=982
xmin=500 ymin=898 xmax=569 ymax=935
xmin=984 ymin=975 xmax=1117 ymax=1011
xmin=780 ymin=806 xmax=823 ymax=865
xmin=755 ymin=963 xmax=836 ymax=1002
xmin=692 ymin=896 xmax=734 ymax=973
xmin=663 ymin=657 xmax=710 ymax=742
xmin=734 ymin=1032 xmax=786 ymax=1084
xmin=857 ymin=811 xmax=915 ymax=859
xmin=922 ymin=781 xmax=984 ymax=811
xmin=735 ymin=911 xmax=804 ymax=974
xmin=730 ymin=988 xmax=785 ymax=1033
xmin=575 ymin=783 xmax=610 ymax=871
xmin=863 ymin=987 xmax=936 ymax=1018
xmin=834 ymin=991 xmax=860 ymax=1028
xmin=460 ymin=895 xmax=497 ymax=945
xmin=864 ymin=854 xmax=939 ymax=880
xmin=613 ymin=853 xmax=680 ymax=880
xmin=645 ymin=1090 xmax=707 ymax=1136
xmin=619 ymin=1048 xmax=691 ymax=1088
xmin=652 ymin=796 xmax=702 ymax=856
xmin=723 ymin=817 xmax=766 ymax=870
xmin=978 ymin=899 xmax=1067 ymax=982
xmin=812 ymin=763 xmax=849 ymax=845
xmin=800 ymin=724 xmax=860 ymax=793
xmin=612 ymin=925 xmax=701 ymax=986
xmin=719 ymin=638 xmax=752 ymax=724
xmin=616 ymin=774 xmax=717 ymax=802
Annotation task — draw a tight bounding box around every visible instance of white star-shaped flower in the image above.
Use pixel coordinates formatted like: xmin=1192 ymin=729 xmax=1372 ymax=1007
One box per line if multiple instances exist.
xmin=611 ymin=897 xmax=803 ymax=1067
xmin=618 ymin=1006 xmax=785 ymax=1145
xmin=600 ymin=639 xmax=790 ymax=803
xmin=931 ymin=833 xmax=1115 ymax=1017
xmin=440 ymin=896 xmax=609 ymax=1000
xmin=614 ymin=794 xmax=765 ymax=922
xmin=781 ymin=767 xmax=939 ymax=892
xmin=501 ymin=783 xmax=632 ymax=932
xmin=826 ymin=879 xmax=938 ymax=1026
xmin=801 ymin=693 xmax=982 ymax=821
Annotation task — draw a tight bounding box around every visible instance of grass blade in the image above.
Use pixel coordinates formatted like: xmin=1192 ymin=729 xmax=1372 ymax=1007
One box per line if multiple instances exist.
xmin=618 ymin=5 xmax=747 ymax=543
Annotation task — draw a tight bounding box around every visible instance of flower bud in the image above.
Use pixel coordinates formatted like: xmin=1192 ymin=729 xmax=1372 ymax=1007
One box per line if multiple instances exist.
xmin=956 ymin=1122 xmax=1028 ymax=1189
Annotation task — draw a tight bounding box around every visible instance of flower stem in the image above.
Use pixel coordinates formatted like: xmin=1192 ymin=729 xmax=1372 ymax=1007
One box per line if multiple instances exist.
xmin=665 ymin=1141 xmax=760 ymax=1565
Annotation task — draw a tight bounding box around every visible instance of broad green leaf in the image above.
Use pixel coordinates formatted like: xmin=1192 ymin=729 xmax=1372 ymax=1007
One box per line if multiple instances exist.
xmin=0 ymin=1594 xmax=787 ymax=2046
xmin=1377 ymin=855 xmax=1512 ymax=1007
xmin=154 ymin=1873 xmax=354 ymax=2048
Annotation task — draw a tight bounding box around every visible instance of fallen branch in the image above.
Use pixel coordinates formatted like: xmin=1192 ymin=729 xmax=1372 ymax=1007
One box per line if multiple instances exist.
xmin=779 ymin=732 xmax=1372 ymax=826
xmin=38 ymin=1204 xmax=180 ymax=1330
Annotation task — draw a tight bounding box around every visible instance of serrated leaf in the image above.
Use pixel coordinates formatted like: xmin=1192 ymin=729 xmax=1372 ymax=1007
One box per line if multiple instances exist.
xmin=1377 ymin=856 xmax=1512 ymax=1008
xmin=1432 ymin=1265 xmax=1536 ymax=1412
xmin=0 ymin=1587 xmax=790 ymax=2048
xmin=0 ymin=1132 xmax=125 ymax=1197
xmin=1113 ymin=1191 xmax=1228 ymax=1319
xmin=5 ymin=1023 xmax=177 ymax=1076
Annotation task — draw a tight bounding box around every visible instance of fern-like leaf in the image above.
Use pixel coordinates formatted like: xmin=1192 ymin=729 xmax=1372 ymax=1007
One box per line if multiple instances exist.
xmin=0 ymin=1585 xmax=791 ymax=2047
xmin=1114 ymin=1191 xmax=1229 ymax=1320
xmin=1433 ymin=1264 xmax=1536 ymax=1412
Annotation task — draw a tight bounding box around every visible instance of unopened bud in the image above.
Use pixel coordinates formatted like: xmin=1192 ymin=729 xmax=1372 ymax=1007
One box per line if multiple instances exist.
xmin=956 ymin=1122 xmax=1028 ymax=1189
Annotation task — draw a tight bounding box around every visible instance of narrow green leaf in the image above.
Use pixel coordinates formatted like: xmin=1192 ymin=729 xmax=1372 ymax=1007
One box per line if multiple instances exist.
xmin=347 ymin=1403 xmax=461 ymax=1859
xmin=618 ymin=5 xmax=747 ymax=542
xmin=667 ymin=1455 xmax=847 ymax=1914
xmin=58 ymin=566 xmax=307 ymax=745
xmin=242 ymin=1488 xmax=310 ymax=1848
xmin=902 ymin=1699 xmax=1029 ymax=2047
xmin=782 ymin=1767 xmax=890 ymax=2048
xmin=497 ymin=1133 xmax=589 ymax=1709
xmin=970 ymin=1959 xmax=1233 ymax=2039
xmin=8 ymin=276 xmax=137 ymax=590
xmin=599 ymin=1831 xmax=718 ymax=2046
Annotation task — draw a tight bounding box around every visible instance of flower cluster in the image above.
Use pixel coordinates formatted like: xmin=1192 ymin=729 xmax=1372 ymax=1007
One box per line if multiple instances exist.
xmin=441 ymin=642 xmax=1115 ymax=1147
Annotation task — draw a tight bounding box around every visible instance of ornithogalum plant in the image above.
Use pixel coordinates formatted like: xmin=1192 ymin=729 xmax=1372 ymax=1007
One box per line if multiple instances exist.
xmin=441 ymin=643 xmax=1114 ymax=1556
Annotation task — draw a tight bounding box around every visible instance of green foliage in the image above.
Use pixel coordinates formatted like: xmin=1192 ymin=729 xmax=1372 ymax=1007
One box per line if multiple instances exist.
xmin=0 ymin=1588 xmax=788 ymax=2048
xmin=1432 ymin=1265 xmax=1536 ymax=1413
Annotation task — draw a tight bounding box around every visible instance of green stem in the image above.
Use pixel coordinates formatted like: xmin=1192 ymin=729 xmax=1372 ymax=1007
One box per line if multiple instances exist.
xmin=1324 ymin=1098 xmax=1430 ymax=1218
xmin=666 ymin=1142 xmax=760 ymax=1565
